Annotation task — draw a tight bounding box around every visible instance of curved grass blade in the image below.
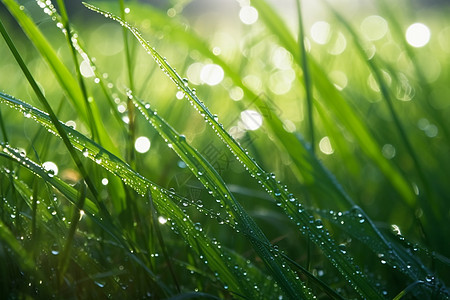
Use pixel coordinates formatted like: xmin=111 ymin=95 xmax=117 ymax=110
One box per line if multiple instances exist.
xmin=0 ymin=16 xmax=101 ymax=204
xmin=376 ymin=0 xmax=450 ymax=142
xmin=0 ymin=94 xmax=277 ymax=299
xmin=1 ymin=0 xmax=119 ymax=156
xmin=324 ymin=3 xmax=446 ymax=255
xmin=133 ymin=94 xmax=313 ymax=299
xmin=0 ymin=145 xmax=173 ymax=296
xmin=251 ymin=0 xmax=416 ymax=207
xmin=82 ymin=3 xmax=383 ymax=298
xmin=87 ymin=0 xmax=351 ymax=210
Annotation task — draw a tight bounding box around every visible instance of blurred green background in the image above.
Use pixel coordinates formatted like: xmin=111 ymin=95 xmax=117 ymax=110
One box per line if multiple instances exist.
xmin=0 ymin=0 xmax=449 ymax=298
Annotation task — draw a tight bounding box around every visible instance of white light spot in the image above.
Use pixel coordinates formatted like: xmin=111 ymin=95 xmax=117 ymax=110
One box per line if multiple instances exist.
xmin=42 ymin=161 xmax=58 ymax=176
xmin=158 ymin=216 xmax=167 ymax=224
xmin=310 ymin=21 xmax=331 ymax=45
xmin=319 ymin=137 xmax=334 ymax=155
xmin=200 ymin=64 xmax=224 ymax=86
xmin=187 ymin=62 xmax=204 ymax=85
xmin=135 ymin=136 xmax=151 ymax=153
xmin=229 ymin=86 xmax=244 ymax=101
xmin=79 ymin=210 xmax=85 ymax=220
xmin=361 ymin=15 xmax=388 ymax=41
xmin=271 ymin=47 xmax=292 ymax=70
xmin=240 ymin=110 xmax=262 ymax=131
xmin=118 ymin=103 xmax=127 ymax=113
xmin=239 ymin=6 xmax=258 ymax=25
xmin=328 ymin=32 xmax=347 ymax=55
xmin=176 ymin=91 xmax=185 ymax=100
xmin=124 ymin=7 xmax=130 ymax=14
xmin=101 ymin=178 xmax=109 ymax=185
xmin=80 ymin=60 xmax=95 ymax=78
xmin=406 ymin=23 xmax=430 ymax=48
xmin=425 ymin=125 xmax=438 ymax=138
xmin=212 ymin=46 xmax=221 ymax=55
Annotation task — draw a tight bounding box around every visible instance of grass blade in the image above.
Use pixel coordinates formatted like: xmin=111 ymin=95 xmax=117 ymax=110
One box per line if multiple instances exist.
xmin=0 ymin=93 xmax=281 ymax=298
xmin=132 ymin=93 xmax=312 ymax=298
xmin=252 ymin=0 xmax=416 ymax=207
xmin=82 ymin=3 xmax=384 ymax=298
xmin=1 ymin=0 xmax=119 ymax=156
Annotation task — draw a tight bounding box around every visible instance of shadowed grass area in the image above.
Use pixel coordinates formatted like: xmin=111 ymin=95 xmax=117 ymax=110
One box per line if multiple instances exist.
xmin=0 ymin=0 xmax=449 ymax=298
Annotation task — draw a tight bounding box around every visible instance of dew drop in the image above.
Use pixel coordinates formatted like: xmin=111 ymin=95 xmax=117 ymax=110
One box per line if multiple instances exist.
xmin=315 ymin=219 xmax=324 ymax=229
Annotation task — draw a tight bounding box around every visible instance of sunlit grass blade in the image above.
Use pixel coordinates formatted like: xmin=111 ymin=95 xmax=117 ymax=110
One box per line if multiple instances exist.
xmin=82 ymin=3 xmax=385 ymax=298
xmin=1 ymin=0 xmax=119 ymax=156
xmin=88 ymin=1 xmax=351 ymax=210
xmin=0 ymin=94 xmax=278 ymax=298
xmin=132 ymin=94 xmax=312 ymax=298
xmin=376 ymin=0 xmax=450 ymax=142
xmin=0 ymin=144 xmax=172 ymax=294
xmin=118 ymin=0 xmax=137 ymax=166
xmin=324 ymin=3 xmax=446 ymax=254
xmin=0 ymin=16 xmax=102 ymax=204
xmin=252 ymin=0 xmax=416 ymax=207
xmin=314 ymin=207 xmax=444 ymax=294
xmin=296 ymin=0 xmax=315 ymax=152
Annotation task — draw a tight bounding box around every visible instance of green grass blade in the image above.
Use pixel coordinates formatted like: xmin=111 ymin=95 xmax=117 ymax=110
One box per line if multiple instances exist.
xmin=252 ymin=0 xmax=416 ymax=207
xmin=376 ymin=0 xmax=450 ymax=141
xmin=58 ymin=181 xmax=87 ymax=286
xmin=89 ymin=1 xmax=351 ymax=210
xmin=296 ymin=0 xmax=315 ymax=152
xmin=0 ymin=144 xmax=172 ymax=294
xmin=132 ymin=94 xmax=313 ymax=299
xmin=0 ymin=218 xmax=42 ymax=287
xmin=0 ymin=16 xmax=100 ymax=202
xmin=118 ymin=0 xmax=137 ymax=166
xmin=1 ymin=0 xmax=119 ymax=156
xmin=324 ymin=3 xmax=445 ymax=254
xmin=0 ymin=93 xmax=278 ymax=298
xmin=82 ymin=3 xmax=383 ymax=298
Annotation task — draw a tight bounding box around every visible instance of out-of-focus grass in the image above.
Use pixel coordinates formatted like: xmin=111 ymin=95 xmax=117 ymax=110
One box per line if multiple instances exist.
xmin=0 ymin=0 xmax=449 ymax=298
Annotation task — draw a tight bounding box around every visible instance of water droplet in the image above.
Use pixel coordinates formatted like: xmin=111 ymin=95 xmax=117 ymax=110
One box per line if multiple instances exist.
xmin=194 ymin=223 xmax=203 ymax=231
xmin=315 ymin=219 xmax=324 ymax=229
xmin=51 ymin=244 xmax=59 ymax=255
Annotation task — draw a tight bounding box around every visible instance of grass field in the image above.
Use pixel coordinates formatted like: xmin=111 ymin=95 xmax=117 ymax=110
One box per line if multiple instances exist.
xmin=0 ymin=0 xmax=449 ymax=298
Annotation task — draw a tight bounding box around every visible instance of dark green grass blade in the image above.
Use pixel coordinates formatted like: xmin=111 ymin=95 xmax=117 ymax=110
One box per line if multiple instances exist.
xmin=0 ymin=144 xmax=171 ymax=294
xmin=315 ymin=207 xmax=446 ymax=294
xmin=0 ymin=94 xmax=277 ymax=298
xmin=82 ymin=3 xmax=383 ymax=298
